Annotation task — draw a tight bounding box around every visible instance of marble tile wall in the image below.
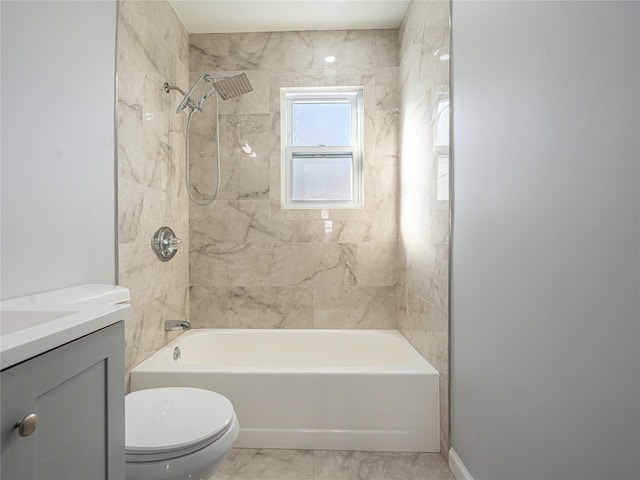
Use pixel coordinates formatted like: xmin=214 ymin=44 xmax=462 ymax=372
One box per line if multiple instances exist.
xmin=117 ymin=0 xmax=190 ymax=388
xmin=398 ymin=1 xmax=451 ymax=458
xmin=188 ymin=30 xmax=400 ymax=329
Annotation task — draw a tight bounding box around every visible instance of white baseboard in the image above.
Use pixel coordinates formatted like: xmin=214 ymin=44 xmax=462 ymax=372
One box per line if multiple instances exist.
xmin=449 ymin=448 xmax=474 ymax=480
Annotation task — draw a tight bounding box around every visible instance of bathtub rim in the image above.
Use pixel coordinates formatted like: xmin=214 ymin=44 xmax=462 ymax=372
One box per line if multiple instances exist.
xmin=132 ymin=328 xmax=439 ymax=375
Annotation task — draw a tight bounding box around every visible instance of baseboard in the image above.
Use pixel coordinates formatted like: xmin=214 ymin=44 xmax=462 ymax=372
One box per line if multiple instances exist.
xmin=449 ymin=448 xmax=474 ymax=480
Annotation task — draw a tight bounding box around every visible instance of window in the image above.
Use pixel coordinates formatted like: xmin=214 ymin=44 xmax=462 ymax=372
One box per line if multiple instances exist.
xmin=281 ymin=87 xmax=364 ymax=209
xmin=433 ymin=91 xmax=450 ymax=202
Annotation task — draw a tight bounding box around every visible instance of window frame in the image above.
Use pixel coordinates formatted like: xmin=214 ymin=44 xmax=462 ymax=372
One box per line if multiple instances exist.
xmin=280 ymin=86 xmax=364 ymax=209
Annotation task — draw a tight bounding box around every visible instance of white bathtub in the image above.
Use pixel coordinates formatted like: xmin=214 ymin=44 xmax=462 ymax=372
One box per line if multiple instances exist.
xmin=130 ymin=329 xmax=440 ymax=452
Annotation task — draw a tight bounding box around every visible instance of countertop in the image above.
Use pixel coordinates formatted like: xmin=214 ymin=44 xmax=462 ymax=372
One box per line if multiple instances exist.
xmin=0 ymin=285 xmax=131 ymax=370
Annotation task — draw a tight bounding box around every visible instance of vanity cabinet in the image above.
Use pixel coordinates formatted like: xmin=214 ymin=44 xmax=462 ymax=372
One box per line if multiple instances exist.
xmin=1 ymin=322 xmax=124 ymax=480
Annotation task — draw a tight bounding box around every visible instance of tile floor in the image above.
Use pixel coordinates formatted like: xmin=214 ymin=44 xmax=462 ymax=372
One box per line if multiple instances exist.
xmin=214 ymin=449 xmax=455 ymax=480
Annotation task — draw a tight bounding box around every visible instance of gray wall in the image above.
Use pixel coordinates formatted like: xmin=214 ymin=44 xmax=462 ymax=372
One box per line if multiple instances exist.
xmin=450 ymin=1 xmax=640 ymax=478
xmin=1 ymin=1 xmax=117 ymax=299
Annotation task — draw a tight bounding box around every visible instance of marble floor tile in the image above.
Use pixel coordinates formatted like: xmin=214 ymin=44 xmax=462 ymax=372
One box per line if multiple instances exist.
xmin=213 ymin=449 xmax=454 ymax=480
xmin=313 ymin=451 xmax=455 ymax=480
xmin=214 ymin=449 xmax=314 ymax=480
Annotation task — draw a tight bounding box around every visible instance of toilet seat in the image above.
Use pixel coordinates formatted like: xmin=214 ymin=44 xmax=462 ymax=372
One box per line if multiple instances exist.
xmin=125 ymin=387 xmax=235 ymax=463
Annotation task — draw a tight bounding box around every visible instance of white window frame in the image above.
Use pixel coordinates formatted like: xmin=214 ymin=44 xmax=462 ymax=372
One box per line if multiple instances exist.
xmin=281 ymin=86 xmax=364 ymax=209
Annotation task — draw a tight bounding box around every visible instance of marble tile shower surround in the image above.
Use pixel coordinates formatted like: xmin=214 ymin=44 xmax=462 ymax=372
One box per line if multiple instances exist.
xmin=117 ymin=0 xmax=190 ymax=387
xmin=116 ymin=3 xmax=450 ymax=464
xmin=188 ymin=29 xmax=401 ymax=330
xmin=398 ymin=1 xmax=451 ymax=457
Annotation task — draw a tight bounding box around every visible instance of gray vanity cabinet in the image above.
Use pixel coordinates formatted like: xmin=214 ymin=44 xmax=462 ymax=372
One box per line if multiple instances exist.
xmin=1 ymin=322 xmax=125 ymax=480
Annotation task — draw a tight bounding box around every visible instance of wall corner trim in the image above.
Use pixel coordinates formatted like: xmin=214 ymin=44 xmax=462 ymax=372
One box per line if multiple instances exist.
xmin=449 ymin=448 xmax=474 ymax=480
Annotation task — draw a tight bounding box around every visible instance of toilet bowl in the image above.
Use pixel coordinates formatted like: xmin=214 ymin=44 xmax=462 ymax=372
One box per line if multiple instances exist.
xmin=125 ymin=387 xmax=239 ymax=480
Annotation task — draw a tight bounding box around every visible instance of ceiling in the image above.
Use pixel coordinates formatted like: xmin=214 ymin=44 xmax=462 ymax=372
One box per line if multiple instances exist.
xmin=169 ymin=0 xmax=410 ymax=34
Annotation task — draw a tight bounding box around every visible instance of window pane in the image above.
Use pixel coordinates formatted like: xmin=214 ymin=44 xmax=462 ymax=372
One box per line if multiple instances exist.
xmin=292 ymin=102 xmax=351 ymax=146
xmin=291 ymin=156 xmax=353 ymax=201
xmin=437 ymin=153 xmax=449 ymax=201
xmin=435 ymin=98 xmax=449 ymax=146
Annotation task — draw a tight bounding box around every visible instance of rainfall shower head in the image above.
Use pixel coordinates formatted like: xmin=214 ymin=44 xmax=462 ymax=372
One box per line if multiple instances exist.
xmin=205 ymin=73 xmax=254 ymax=101
xmin=171 ymin=72 xmax=254 ymax=114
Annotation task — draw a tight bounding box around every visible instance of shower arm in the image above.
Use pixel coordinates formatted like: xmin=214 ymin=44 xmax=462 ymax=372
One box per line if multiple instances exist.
xmin=165 ymin=73 xmax=209 ymax=113
xmin=165 ymin=82 xmax=201 ymax=112
xmin=163 ymin=82 xmax=185 ymax=96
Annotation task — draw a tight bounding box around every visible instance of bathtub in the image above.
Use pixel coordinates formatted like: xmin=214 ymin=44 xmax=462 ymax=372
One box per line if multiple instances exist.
xmin=130 ymin=329 xmax=440 ymax=452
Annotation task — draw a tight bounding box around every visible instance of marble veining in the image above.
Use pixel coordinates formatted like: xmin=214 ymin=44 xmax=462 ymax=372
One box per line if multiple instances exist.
xmin=314 ymin=450 xmax=454 ymax=480
xmin=214 ymin=449 xmax=454 ymax=480
xmin=216 ymin=449 xmax=313 ymax=480
xmin=227 ymin=286 xmax=314 ymax=329
xmin=313 ymin=286 xmax=397 ymax=329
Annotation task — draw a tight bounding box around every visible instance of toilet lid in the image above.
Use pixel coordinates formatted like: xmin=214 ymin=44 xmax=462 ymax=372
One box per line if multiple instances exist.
xmin=125 ymin=387 xmax=235 ymax=461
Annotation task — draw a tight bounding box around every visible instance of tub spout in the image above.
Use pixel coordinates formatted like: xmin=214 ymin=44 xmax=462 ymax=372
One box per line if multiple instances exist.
xmin=165 ymin=320 xmax=191 ymax=332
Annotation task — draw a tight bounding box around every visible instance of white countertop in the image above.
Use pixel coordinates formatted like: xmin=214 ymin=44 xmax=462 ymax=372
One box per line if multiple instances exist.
xmin=0 ymin=285 xmax=131 ymax=370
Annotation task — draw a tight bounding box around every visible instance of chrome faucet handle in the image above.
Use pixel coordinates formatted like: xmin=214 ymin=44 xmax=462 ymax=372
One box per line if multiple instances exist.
xmin=164 ymin=320 xmax=191 ymax=332
xmin=152 ymin=226 xmax=182 ymax=262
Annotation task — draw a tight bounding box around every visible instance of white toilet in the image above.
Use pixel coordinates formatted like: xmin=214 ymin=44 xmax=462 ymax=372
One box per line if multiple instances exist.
xmin=125 ymin=387 xmax=239 ymax=480
xmin=10 ymin=284 xmax=240 ymax=480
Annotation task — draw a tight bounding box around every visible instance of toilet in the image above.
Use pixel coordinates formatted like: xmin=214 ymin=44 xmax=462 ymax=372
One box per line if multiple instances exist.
xmin=125 ymin=386 xmax=239 ymax=480
xmin=10 ymin=284 xmax=240 ymax=480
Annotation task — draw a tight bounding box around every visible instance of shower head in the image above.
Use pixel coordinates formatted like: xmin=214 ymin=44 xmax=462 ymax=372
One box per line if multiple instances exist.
xmin=172 ymin=73 xmax=254 ymax=113
xmin=204 ymin=73 xmax=254 ymax=101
